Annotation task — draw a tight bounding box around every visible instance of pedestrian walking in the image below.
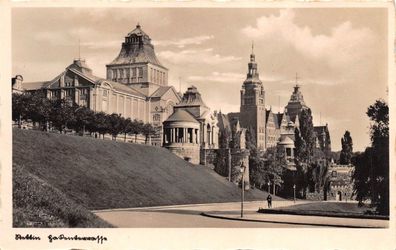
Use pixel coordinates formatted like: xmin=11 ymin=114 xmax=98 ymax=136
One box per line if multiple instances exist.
xmin=267 ymin=194 xmax=272 ymax=208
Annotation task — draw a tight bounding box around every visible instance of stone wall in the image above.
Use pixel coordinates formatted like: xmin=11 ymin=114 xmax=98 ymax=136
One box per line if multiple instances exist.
xmin=200 ymin=149 xmax=217 ymax=167
xmin=214 ymin=148 xmax=231 ymax=178
xmin=167 ymin=145 xmax=200 ymax=164
xmin=326 ymin=185 xmax=354 ymax=201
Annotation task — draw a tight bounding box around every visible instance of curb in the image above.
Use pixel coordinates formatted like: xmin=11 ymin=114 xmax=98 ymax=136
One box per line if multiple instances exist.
xmin=200 ymin=212 xmax=384 ymax=228
xmin=258 ymin=209 xmax=389 ymax=220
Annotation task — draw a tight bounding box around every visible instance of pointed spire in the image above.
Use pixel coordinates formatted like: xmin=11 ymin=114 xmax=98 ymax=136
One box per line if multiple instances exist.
xmin=250 ymin=42 xmax=255 ymax=62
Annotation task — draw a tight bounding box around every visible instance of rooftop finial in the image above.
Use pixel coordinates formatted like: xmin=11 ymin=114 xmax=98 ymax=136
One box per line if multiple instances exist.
xmin=250 ymin=42 xmax=255 ymax=62
xmin=295 ymin=72 xmax=300 ymax=88
xmin=137 ymin=22 xmax=141 ymax=28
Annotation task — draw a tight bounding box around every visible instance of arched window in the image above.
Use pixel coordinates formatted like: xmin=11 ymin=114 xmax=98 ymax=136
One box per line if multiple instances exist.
xmin=207 ymin=124 xmax=211 ymax=144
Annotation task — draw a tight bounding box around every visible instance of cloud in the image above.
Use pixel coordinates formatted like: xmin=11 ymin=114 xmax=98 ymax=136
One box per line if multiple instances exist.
xmin=154 ymin=35 xmax=214 ymax=48
xmin=187 ymin=72 xmax=245 ymax=83
xmin=81 ymin=40 xmax=120 ymax=50
xmin=242 ymin=9 xmax=376 ymax=68
xmin=158 ymin=48 xmax=242 ymax=65
xmin=33 ymin=31 xmax=69 ymax=45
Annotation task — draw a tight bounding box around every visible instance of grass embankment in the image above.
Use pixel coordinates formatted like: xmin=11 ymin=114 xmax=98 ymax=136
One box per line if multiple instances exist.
xmin=13 ymin=164 xmax=112 ymax=227
xmin=13 ymin=128 xmax=275 ymax=213
xmin=258 ymin=202 xmax=388 ymax=220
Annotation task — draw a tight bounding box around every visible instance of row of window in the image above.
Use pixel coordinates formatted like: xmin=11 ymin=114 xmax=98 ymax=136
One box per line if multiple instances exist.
xmin=111 ymin=67 xmax=144 ymax=79
xmin=126 ymin=36 xmax=142 ymax=44
xmin=48 ymin=88 xmax=89 ymax=99
xmin=150 ymin=68 xmax=166 ymax=85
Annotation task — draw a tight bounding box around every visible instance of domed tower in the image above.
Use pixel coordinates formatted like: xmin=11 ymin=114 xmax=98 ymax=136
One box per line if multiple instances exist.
xmin=239 ymin=46 xmax=266 ymax=150
xmin=106 ymin=23 xmax=168 ymax=96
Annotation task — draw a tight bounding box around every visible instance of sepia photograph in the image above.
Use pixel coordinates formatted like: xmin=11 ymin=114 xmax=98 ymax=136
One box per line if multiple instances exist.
xmin=10 ymin=6 xmax=391 ymax=230
xmin=2 ymin=2 xmax=395 ymax=249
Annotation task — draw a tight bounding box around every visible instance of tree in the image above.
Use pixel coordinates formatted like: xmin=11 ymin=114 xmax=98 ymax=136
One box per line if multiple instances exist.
xmin=71 ymin=106 xmax=95 ymax=135
xmin=352 ymin=99 xmax=389 ymax=215
xmin=121 ymin=118 xmax=133 ymax=142
xmin=352 ymin=147 xmax=372 ymax=206
xmin=294 ymin=127 xmax=308 ymax=197
xmin=299 ymin=108 xmax=315 ymax=161
xmin=246 ymin=128 xmax=262 ymax=188
xmin=94 ymin=112 xmax=110 ymax=139
xmin=263 ymin=145 xmax=287 ymax=194
xmin=142 ymin=123 xmax=156 ymax=144
xmin=130 ymin=119 xmax=144 ymax=143
xmin=108 ymin=113 xmax=124 ymax=140
xmin=12 ymin=93 xmax=30 ymax=128
xmin=294 ymin=108 xmax=317 ymax=197
xmin=27 ymin=91 xmax=52 ymax=131
xmin=49 ymin=98 xmax=76 ymax=133
xmin=340 ymin=131 xmax=353 ymax=164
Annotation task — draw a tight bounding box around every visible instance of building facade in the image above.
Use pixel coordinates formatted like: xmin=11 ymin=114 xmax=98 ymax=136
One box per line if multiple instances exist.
xmin=12 ymin=24 xmax=181 ymax=146
xmin=326 ymin=164 xmax=355 ymax=201
xmin=163 ymin=86 xmax=219 ymax=164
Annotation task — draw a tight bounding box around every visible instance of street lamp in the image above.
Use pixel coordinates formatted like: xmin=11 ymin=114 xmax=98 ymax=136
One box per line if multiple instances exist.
xmin=293 ymin=184 xmax=296 ymax=203
xmin=267 ymin=181 xmax=271 ymax=194
xmin=240 ymin=162 xmax=246 ymax=218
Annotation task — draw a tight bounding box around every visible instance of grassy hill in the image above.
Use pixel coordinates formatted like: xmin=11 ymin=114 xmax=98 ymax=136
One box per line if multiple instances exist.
xmin=13 ymin=129 xmax=274 ymax=212
xmin=13 ymin=164 xmax=112 ymax=227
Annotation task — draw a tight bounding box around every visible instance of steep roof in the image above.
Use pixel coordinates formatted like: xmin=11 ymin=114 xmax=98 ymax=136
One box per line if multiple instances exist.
xmin=176 ymin=86 xmax=208 ymax=108
xmin=217 ymin=112 xmax=231 ymax=132
xmin=150 ymin=86 xmax=173 ymax=98
xmin=127 ymin=23 xmax=149 ymax=37
xmin=108 ymin=24 xmax=165 ymax=68
xmin=23 ymin=59 xmax=146 ymax=99
xmin=164 ymin=109 xmax=198 ymax=123
xmin=67 ymin=63 xmax=146 ymax=98
xmin=278 ymin=136 xmax=295 ymax=146
xmin=288 ymin=84 xmax=306 ymax=105
xmin=103 ymin=80 xmax=146 ymax=98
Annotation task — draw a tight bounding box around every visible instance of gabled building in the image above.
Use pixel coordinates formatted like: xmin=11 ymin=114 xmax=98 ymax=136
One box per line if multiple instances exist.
xmin=265 ymin=108 xmax=279 ymax=149
xmin=12 ymin=24 xmax=181 ymax=146
xmin=13 ymin=59 xmax=150 ymax=122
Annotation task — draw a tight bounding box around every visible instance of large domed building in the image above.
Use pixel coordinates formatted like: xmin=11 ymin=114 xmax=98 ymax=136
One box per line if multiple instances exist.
xmin=12 ymin=24 xmax=181 ymax=146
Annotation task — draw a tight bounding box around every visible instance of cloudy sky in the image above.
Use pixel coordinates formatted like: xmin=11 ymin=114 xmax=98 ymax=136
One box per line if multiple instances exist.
xmin=12 ymin=8 xmax=389 ymax=151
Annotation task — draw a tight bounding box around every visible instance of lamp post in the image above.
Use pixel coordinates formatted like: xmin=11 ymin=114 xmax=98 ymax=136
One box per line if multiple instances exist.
xmin=293 ymin=184 xmax=296 ymax=203
xmin=240 ymin=162 xmax=246 ymax=218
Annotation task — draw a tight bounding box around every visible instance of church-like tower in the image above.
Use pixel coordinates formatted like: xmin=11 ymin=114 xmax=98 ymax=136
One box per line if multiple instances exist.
xmin=285 ymin=84 xmax=308 ymax=123
xmin=106 ymin=23 xmax=168 ymax=96
xmin=239 ymin=48 xmax=266 ymax=150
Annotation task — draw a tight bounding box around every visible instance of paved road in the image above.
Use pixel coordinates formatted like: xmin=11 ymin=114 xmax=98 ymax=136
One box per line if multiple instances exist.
xmin=94 ymin=200 xmax=313 ymax=228
xmin=94 ymin=200 xmax=387 ymax=228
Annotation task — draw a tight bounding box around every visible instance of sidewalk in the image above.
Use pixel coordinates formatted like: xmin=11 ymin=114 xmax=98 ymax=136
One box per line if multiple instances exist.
xmin=202 ymin=201 xmax=389 ymax=228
